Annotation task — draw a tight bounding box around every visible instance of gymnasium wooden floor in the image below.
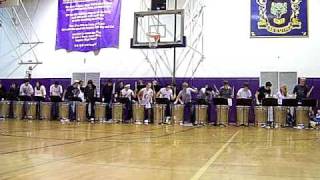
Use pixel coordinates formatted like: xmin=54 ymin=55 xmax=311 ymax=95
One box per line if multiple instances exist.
xmin=0 ymin=120 xmax=320 ymax=180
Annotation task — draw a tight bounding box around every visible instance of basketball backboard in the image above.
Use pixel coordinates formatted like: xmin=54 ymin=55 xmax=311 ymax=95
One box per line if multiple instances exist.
xmin=130 ymin=9 xmax=186 ymax=49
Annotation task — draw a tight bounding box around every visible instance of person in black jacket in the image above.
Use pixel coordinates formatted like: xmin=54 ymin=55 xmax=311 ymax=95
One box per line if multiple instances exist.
xmin=102 ymin=80 xmax=113 ymax=104
xmin=0 ymin=81 xmax=7 ymax=101
xmin=84 ymin=80 xmax=97 ymax=121
xmin=102 ymin=80 xmax=114 ymax=120
xmin=7 ymin=83 xmax=19 ymax=101
xmin=63 ymin=81 xmax=80 ymax=121
xmin=6 ymin=83 xmax=19 ymax=118
xmin=115 ymin=81 xmax=124 ymax=102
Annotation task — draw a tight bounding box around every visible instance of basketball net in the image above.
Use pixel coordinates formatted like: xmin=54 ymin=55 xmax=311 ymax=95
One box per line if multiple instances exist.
xmin=147 ymin=32 xmax=160 ymax=48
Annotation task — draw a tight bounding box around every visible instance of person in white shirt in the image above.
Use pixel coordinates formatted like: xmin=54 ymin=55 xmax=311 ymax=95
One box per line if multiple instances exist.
xmin=77 ymin=80 xmax=85 ymax=102
xmin=120 ymin=84 xmax=136 ymax=122
xmin=175 ymin=82 xmax=198 ymax=124
xmin=34 ymin=81 xmax=46 ymax=101
xmin=19 ymin=79 xmax=34 ymax=119
xmin=120 ymin=84 xmax=135 ymax=101
xmin=50 ymin=81 xmax=63 ymax=120
xmin=275 ymin=85 xmax=288 ymax=105
xmin=275 ymin=84 xmax=295 ymax=127
xmin=157 ymin=84 xmax=173 ymax=100
xmin=198 ymin=84 xmax=208 ymax=99
xmin=50 ymin=81 xmax=63 ymax=99
xmin=237 ymin=82 xmax=252 ymax=99
xmin=138 ymin=82 xmax=154 ymax=123
xmin=19 ymin=79 xmax=34 ymax=101
xmin=175 ymin=82 xmax=198 ymax=105
xmin=34 ymin=81 xmax=46 ymax=119
xmin=157 ymin=84 xmax=174 ymax=121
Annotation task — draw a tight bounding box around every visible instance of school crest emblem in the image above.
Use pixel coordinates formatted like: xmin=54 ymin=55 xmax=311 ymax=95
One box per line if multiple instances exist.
xmin=251 ymin=0 xmax=308 ymax=37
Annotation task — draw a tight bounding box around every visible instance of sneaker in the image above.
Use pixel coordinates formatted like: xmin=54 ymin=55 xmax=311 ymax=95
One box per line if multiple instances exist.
xmin=261 ymin=124 xmax=266 ymax=128
xmin=183 ymin=123 xmax=193 ymax=127
xmin=165 ymin=117 xmax=170 ymax=123
xmin=135 ymin=121 xmax=142 ymax=125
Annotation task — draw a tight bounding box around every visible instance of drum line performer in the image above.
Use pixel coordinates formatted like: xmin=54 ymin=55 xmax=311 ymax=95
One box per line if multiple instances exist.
xmin=293 ymin=77 xmax=314 ymax=101
xmin=19 ymin=79 xmax=34 ymax=119
xmin=7 ymin=83 xmax=19 ymax=118
xmin=138 ymin=82 xmax=154 ymax=124
xmin=120 ymin=84 xmax=136 ymax=122
xmin=157 ymin=83 xmax=174 ymax=123
xmin=101 ymin=79 xmax=114 ymax=121
xmin=255 ymin=81 xmax=272 ymax=128
xmin=50 ymin=81 xmax=63 ymax=120
xmin=84 ymin=80 xmax=97 ymax=121
xmin=174 ymin=82 xmax=198 ymax=125
xmin=34 ymin=81 xmax=47 ymax=119
xmin=293 ymin=77 xmax=314 ymax=129
xmin=63 ymin=81 xmax=81 ymax=121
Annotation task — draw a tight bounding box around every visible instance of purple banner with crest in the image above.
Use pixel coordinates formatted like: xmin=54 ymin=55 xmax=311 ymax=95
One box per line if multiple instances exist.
xmin=56 ymin=0 xmax=121 ymax=52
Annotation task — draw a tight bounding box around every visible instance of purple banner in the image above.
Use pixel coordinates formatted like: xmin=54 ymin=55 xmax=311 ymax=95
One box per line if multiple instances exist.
xmin=56 ymin=0 xmax=121 ymax=52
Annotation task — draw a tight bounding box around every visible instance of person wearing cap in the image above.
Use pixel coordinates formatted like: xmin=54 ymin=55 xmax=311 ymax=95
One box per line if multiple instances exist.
xmin=120 ymin=84 xmax=136 ymax=122
xmin=138 ymin=82 xmax=154 ymax=124
xmin=218 ymin=81 xmax=233 ymax=99
xmin=50 ymin=81 xmax=63 ymax=120
xmin=293 ymin=78 xmax=313 ymax=101
xmin=84 ymin=80 xmax=97 ymax=121
xmin=255 ymin=81 xmax=272 ymax=105
xmin=174 ymin=82 xmax=198 ymax=125
xmin=237 ymin=82 xmax=252 ymax=99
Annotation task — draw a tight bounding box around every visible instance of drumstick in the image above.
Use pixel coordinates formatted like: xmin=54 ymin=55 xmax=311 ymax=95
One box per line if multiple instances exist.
xmin=173 ymin=86 xmax=177 ymax=100
xmin=112 ymin=82 xmax=116 ymax=102
xmin=135 ymin=81 xmax=137 ymax=92
xmin=307 ymin=86 xmax=314 ymax=98
xmin=214 ymin=84 xmax=219 ymax=92
xmin=152 ymin=83 xmax=156 ymax=102
xmin=232 ymin=86 xmax=235 ymax=98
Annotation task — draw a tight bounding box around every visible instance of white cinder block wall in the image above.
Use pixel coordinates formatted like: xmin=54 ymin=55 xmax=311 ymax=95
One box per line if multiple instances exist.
xmin=0 ymin=0 xmax=319 ymax=78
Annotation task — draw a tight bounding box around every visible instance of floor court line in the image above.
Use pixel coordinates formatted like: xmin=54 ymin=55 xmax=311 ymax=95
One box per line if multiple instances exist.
xmin=190 ymin=130 xmax=240 ymax=180
xmin=0 ymin=125 xmax=165 ymax=155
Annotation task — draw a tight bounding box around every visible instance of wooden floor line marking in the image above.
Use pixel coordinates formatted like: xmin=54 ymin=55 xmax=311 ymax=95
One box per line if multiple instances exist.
xmin=190 ymin=130 xmax=240 ymax=180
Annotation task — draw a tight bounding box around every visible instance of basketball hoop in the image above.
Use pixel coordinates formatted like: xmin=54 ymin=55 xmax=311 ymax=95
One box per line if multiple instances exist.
xmin=147 ymin=32 xmax=161 ymax=48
